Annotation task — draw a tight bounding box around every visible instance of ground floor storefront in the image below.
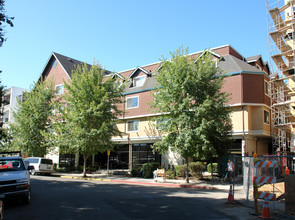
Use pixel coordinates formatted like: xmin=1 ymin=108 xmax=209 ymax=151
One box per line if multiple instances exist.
xmin=58 ymin=143 xmax=161 ymax=170
xmin=52 ymin=136 xmax=272 ymax=173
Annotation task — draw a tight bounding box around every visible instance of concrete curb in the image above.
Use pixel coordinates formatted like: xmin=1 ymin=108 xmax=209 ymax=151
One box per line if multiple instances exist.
xmin=60 ymin=175 xmax=218 ymax=190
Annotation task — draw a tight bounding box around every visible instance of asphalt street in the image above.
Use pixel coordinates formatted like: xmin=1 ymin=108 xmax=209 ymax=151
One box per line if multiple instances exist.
xmin=4 ymin=175 xmax=262 ymax=220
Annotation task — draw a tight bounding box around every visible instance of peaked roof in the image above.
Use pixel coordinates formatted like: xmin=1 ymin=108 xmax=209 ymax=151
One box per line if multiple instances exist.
xmin=111 ymin=72 xmax=125 ymax=80
xmin=245 ymin=55 xmax=262 ymax=63
xmin=219 ymin=55 xmax=267 ymax=74
xmin=197 ymin=49 xmax=222 ymax=59
xmin=53 ymin=52 xmax=111 ymax=77
xmin=128 ymin=66 xmax=150 ymax=79
xmin=37 ymin=52 xmax=112 ymax=84
xmin=52 ymin=52 xmax=89 ymax=78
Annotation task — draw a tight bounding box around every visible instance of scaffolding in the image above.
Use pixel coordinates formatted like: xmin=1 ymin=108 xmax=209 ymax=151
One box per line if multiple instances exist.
xmin=267 ymin=0 xmax=295 ymax=164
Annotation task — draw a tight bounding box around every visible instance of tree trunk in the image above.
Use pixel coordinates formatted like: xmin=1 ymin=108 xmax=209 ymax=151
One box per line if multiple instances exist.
xmin=75 ymin=151 xmax=79 ymax=168
xmin=211 ymin=159 xmax=213 ymax=177
xmin=83 ymin=155 xmax=88 ymax=177
xmin=185 ymin=157 xmax=189 ymax=183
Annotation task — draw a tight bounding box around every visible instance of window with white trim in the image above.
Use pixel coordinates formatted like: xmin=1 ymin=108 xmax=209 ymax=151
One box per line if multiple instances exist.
xmin=156 ymin=118 xmax=169 ymax=130
xmin=133 ymin=76 xmax=146 ymax=87
xmin=55 ymin=84 xmax=64 ymax=95
xmin=127 ymin=120 xmax=139 ymax=132
xmin=264 ymin=81 xmax=270 ymax=96
xmin=264 ymin=110 xmax=270 ymax=124
xmin=126 ymin=96 xmax=139 ymax=109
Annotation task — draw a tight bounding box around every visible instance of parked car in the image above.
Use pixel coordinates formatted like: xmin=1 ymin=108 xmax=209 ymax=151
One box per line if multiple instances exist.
xmin=24 ymin=157 xmax=54 ymax=175
xmin=0 ymin=151 xmax=34 ymax=204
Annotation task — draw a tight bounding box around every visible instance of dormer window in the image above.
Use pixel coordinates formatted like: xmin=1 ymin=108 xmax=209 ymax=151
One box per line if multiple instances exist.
xmin=133 ymin=76 xmax=146 ymax=87
xmin=55 ymin=84 xmax=64 ymax=96
xmin=256 ymin=64 xmax=262 ymax=70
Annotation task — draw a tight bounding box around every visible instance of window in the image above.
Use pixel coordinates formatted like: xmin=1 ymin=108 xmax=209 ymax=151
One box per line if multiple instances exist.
xmin=55 ymin=84 xmax=64 ymax=95
xmin=264 ymin=81 xmax=270 ymax=96
xmin=156 ymin=119 xmax=169 ymax=130
xmin=212 ymin=59 xmax=218 ymax=67
xmin=126 ymin=96 xmax=139 ymax=109
xmin=264 ymin=110 xmax=270 ymax=124
xmin=66 ymin=102 xmax=71 ymax=112
xmin=133 ymin=76 xmax=146 ymax=87
xmin=1 ymin=111 xmax=9 ymax=123
xmin=3 ymin=94 xmax=10 ymax=105
xmin=52 ymin=60 xmax=57 ymax=68
xmin=127 ymin=120 xmax=139 ymax=132
xmin=58 ymin=105 xmax=64 ymax=113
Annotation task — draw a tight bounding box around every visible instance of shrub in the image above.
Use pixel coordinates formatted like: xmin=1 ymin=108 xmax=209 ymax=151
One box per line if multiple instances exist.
xmin=189 ymin=162 xmax=205 ymax=178
xmin=175 ymin=165 xmax=186 ymax=178
xmin=131 ymin=167 xmax=142 ymax=177
xmin=207 ymin=163 xmax=218 ymax=173
xmin=58 ymin=163 xmax=83 ymax=173
xmin=165 ymin=169 xmax=176 ymax=179
xmin=142 ymin=162 xmax=160 ymax=178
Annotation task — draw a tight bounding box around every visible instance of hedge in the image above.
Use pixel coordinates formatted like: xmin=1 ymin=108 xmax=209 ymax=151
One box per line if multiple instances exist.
xmin=142 ymin=162 xmax=160 ymax=178
xmin=175 ymin=165 xmax=186 ymax=177
xmin=207 ymin=163 xmax=218 ymax=173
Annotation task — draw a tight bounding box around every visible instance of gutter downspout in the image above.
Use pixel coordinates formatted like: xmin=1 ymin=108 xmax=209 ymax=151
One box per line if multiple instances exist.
xmin=123 ymin=95 xmax=132 ymax=170
xmin=241 ymin=74 xmax=246 ymax=156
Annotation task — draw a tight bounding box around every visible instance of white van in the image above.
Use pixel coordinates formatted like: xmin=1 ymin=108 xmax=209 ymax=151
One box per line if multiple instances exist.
xmin=24 ymin=157 xmax=54 ymax=175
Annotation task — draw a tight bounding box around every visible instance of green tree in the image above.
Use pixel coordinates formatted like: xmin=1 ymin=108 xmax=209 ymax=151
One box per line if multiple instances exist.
xmin=0 ymin=0 xmax=14 ymax=47
xmin=0 ymin=76 xmax=6 ymax=145
xmin=11 ymin=79 xmax=55 ymax=156
xmin=151 ymin=47 xmax=232 ymax=183
xmin=51 ymin=63 xmax=124 ymax=177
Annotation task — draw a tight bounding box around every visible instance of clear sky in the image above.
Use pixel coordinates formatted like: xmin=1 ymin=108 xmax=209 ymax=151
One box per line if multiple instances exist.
xmin=0 ymin=0 xmax=269 ymax=90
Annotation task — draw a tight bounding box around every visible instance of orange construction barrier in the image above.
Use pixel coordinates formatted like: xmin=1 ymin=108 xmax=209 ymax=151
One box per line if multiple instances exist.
xmin=226 ymin=185 xmax=234 ymax=203
xmin=285 ymin=167 xmax=290 ymax=175
xmin=259 ymin=197 xmax=273 ymax=219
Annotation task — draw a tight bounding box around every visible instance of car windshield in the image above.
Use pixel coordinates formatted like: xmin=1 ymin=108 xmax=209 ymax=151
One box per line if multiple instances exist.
xmin=0 ymin=158 xmax=25 ymax=172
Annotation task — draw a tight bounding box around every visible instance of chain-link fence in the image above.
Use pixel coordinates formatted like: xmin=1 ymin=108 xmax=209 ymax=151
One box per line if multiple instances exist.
xmin=234 ymin=155 xmax=295 ymax=214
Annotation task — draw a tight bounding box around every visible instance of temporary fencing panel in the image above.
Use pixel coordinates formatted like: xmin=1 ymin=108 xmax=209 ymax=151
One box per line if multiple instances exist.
xmin=239 ymin=155 xmax=294 ymax=213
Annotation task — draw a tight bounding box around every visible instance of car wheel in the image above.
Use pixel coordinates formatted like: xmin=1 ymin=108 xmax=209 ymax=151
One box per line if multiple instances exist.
xmin=23 ymin=189 xmax=31 ymax=205
xmin=0 ymin=200 xmax=3 ymax=220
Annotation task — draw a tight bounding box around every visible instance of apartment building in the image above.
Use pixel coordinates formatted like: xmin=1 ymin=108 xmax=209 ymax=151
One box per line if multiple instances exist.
xmin=0 ymin=86 xmax=28 ymax=128
xmin=39 ymin=45 xmax=271 ymax=169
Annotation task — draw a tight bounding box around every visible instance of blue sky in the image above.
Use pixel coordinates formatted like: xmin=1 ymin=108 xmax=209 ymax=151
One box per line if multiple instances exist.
xmin=0 ymin=0 xmax=268 ymax=90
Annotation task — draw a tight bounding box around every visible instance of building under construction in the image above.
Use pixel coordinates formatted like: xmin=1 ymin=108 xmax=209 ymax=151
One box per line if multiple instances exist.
xmin=267 ymin=0 xmax=295 ymax=170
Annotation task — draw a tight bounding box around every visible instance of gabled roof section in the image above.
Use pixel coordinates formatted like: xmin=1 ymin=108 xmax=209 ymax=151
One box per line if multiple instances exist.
xmin=53 ymin=52 xmax=92 ymax=78
xmin=196 ymin=49 xmax=222 ymax=60
xmin=128 ymin=66 xmax=150 ymax=79
xmin=111 ymin=72 xmax=125 ymax=80
xmin=245 ymin=55 xmax=263 ymax=63
xmin=37 ymin=52 xmax=112 ymax=83
xmin=218 ymin=54 xmax=267 ymax=75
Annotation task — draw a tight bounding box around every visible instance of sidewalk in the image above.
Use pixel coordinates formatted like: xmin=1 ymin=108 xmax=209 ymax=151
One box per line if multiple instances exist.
xmin=53 ymin=172 xmax=293 ymax=219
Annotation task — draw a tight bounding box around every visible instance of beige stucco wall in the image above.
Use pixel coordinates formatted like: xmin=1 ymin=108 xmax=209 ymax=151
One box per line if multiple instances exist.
xmin=231 ymin=106 xmax=248 ymax=133
xmin=245 ymin=136 xmax=269 ymax=156
xmin=113 ymin=117 xmax=160 ymax=141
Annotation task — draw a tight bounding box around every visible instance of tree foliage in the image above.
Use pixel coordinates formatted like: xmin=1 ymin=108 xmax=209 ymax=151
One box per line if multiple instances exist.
xmin=0 ymin=0 xmax=14 ymax=47
xmin=151 ymin=47 xmax=232 ymax=182
xmin=50 ymin=63 xmax=124 ymax=176
xmin=0 ymin=76 xmax=6 ymax=144
xmin=11 ymin=80 xmax=55 ymax=156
